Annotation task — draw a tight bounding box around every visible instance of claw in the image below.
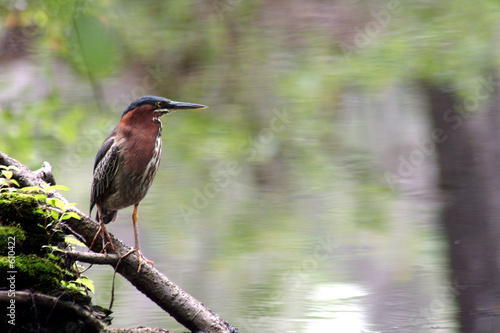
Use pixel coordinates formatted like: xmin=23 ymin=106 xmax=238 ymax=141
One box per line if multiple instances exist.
xmin=89 ymin=223 xmax=115 ymax=253
xmin=121 ymin=247 xmax=154 ymax=272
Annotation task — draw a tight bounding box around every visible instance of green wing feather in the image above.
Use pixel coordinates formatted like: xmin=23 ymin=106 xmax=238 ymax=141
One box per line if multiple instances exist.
xmin=90 ymin=135 xmax=120 ymax=216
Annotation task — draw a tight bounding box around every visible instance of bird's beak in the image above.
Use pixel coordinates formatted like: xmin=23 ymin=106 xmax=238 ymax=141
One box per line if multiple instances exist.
xmin=158 ymin=101 xmax=208 ymax=114
xmin=169 ymin=101 xmax=208 ymax=110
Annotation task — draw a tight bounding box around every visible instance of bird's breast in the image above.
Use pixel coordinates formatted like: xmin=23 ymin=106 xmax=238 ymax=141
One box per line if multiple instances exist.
xmin=119 ymin=122 xmax=163 ymax=201
xmin=141 ymin=127 xmax=163 ymax=187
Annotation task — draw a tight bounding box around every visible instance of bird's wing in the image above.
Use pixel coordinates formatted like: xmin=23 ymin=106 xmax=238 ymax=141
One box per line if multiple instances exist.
xmin=90 ymin=136 xmax=120 ymax=215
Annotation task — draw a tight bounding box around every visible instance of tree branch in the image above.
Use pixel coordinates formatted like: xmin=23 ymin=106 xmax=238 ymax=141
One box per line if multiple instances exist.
xmin=66 ymin=251 xmax=120 ymax=265
xmin=33 ymin=161 xmax=57 ymax=186
xmin=0 ymin=152 xmax=240 ymax=333
xmin=0 ymin=291 xmax=173 ymax=333
xmin=0 ymin=290 xmax=108 ymax=331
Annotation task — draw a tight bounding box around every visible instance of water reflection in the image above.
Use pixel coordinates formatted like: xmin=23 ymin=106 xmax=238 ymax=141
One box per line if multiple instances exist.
xmin=39 ymin=102 xmax=456 ymax=332
xmin=54 ymin=151 xmax=455 ymax=332
xmin=304 ymin=283 xmax=368 ymax=333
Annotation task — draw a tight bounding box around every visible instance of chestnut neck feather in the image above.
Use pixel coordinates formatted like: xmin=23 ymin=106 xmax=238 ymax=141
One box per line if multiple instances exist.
xmin=116 ymin=105 xmax=163 ymax=175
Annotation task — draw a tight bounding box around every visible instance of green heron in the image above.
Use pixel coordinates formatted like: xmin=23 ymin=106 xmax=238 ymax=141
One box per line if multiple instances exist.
xmin=90 ymin=95 xmax=207 ymax=271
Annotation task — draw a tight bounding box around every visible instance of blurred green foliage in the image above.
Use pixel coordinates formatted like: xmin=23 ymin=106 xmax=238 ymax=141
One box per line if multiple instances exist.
xmin=0 ymin=0 xmax=497 ymax=232
xmin=0 ymin=0 xmax=497 ymax=223
xmin=68 ymin=13 xmax=121 ymax=77
xmin=2 ymin=0 xmax=497 ymax=151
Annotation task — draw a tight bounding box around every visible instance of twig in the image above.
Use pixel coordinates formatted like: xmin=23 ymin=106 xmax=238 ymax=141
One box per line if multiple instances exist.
xmin=66 ymin=250 xmax=122 ymax=309
xmin=66 ymin=250 xmax=120 ymax=265
xmin=110 ymin=255 xmax=124 ymax=309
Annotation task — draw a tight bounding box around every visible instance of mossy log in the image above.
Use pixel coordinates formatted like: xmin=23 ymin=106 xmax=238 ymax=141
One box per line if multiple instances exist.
xmin=0 ymin=153 xmax=241 ymax=333
xmin=0 ymin=188 xmax=111 ymax=332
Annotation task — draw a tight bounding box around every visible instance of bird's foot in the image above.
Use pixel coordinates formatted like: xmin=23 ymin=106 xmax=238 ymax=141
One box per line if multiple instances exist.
xmin=89 ymin=223 xmax=115 ymax=253
xmin=121 ymin=247 xmax=154 ymax=272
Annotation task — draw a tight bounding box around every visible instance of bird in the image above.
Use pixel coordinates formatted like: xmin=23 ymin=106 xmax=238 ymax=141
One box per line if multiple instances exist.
xmin=89 ymin=95 xmax=207 ymax=271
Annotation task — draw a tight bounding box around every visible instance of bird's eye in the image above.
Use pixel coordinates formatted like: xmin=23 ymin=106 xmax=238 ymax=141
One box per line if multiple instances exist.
xmin=156 ymin=101 xmax=163 ymax=108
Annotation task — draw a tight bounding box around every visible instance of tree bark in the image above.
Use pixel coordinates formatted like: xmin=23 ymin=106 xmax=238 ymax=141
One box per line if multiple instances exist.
xmin=423 ymin=81 xmax=500 ymax=332
xmin=0 ymin=291 xmax=108 ymax=333
xmin=0 ymin=152 xmax=240 ymax=333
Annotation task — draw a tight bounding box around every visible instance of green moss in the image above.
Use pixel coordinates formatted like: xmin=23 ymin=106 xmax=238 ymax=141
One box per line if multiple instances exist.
xmin=0 ymin=192 xmax=61 ymax=254
xmin=0 ymin=254 xmax=76 ymax=294
xmin=0 ymin=191 xmax=78 ymax=295
xmin=0 ymin=192 xmax=45 ymax=226
xmin=0 ymin=187 xmax=107 ymax=327
xmin=0 ymin=224 xmax=26 ymax=254
xmin=0 ymin=192 xmax=41 ymax=217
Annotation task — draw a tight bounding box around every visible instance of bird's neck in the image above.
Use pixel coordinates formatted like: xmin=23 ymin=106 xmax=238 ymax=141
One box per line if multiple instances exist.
xmin=117 ymin=114 xmax=163 ymax=184
xmin=152 ymin=116 xmax=163 ymax=129
xmin=119 ymin=111 xmax=162 ymax=136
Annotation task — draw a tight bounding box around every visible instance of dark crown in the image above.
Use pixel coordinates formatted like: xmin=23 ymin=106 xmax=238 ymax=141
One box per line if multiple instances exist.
xmin=122 ymin=95 xmax=171 ymax=117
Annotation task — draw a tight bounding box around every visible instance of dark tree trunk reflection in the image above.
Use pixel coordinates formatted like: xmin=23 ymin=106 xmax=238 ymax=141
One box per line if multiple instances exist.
xmin=424 ymin=79 xmax=500 ymax=332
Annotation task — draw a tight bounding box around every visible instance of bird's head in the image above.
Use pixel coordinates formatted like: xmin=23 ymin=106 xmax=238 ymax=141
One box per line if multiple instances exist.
xmin=121 ymin=95 xmax=208 ymax=120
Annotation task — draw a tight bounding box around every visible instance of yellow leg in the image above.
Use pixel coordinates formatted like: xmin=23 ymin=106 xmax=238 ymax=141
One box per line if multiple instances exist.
xmin=121 ymin=204 xmax=154 ymax=272
xmin=89 ymin=221 xmax=115 ymax=253
xmin=133 ymin=204 xmax=140 ymax=250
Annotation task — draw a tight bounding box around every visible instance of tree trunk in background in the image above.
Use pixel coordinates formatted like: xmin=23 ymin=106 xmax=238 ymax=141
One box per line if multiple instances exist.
xmin=424 ymin=80 xmax=500 ymax=332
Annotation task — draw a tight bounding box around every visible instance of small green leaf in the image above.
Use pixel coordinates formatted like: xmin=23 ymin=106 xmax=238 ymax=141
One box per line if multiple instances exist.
xmin=4 ymin=165 xmax=19 ymax=171
xmin=21 ymin=186 xmax=43 ymax=192
xmin=2 ymin=170 xmax=12 ymax=179
xmin=50 ymin=209 xmax=60 ymax=220
xmin=34 ymin=194 xmax=47 ymax=201
xmin=67 ymin=282 xmax=86 ymax=293
xmin=10 ymin=179 xmax=19 ymax=187
xmin=47 ymin=185 xmax=70 ymax=191
xmin=42 ymin=244 xmax=65 ymax=253
xmin=64 ymin=211 xmax=81 ymax=220
xmin=75 ymin=276 xmax=95 ymax=293
xmin=47 ymin=253 xmax=59 ymax=260
xmin=65 ymin=235 xmax=87 ymax=247
xmin=52 ymin=198 xmax=65 ymax=210
xmin=65 ymin=202 xmax=77 ymax=209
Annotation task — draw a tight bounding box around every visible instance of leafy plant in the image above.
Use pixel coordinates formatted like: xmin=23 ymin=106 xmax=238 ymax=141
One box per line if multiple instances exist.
xmin=65 ymin=235 xmax=87 ymax=248
xmin=0 ymin=167 xmax=95 ymax=296
xmin=0 ymin=165 xmax=20 ymax=189
xmin=61 ymin=275 xmax=95 ymax=294
xmin=63 ymin=235 xmax=96 ymax=294
xmin=19 ymin=184 xmax=95 ymax=295
xmin=21 ymin=183 xmax=81 ymax=248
